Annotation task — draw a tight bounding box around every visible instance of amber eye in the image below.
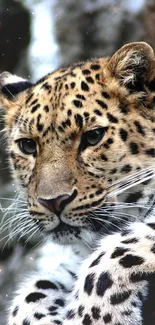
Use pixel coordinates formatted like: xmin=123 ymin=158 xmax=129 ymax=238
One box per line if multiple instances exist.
xmin=80 ymin=127 xmax=107 ymax=150
xmin=16 ymin=138 xmax=37 ymax=155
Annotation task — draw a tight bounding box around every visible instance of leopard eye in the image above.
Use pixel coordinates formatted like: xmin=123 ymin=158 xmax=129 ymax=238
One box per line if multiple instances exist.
xmin=16 ymin=138 xmax=37 ymax=155
xmin=80 ymin=127 xmax=107 ymax=150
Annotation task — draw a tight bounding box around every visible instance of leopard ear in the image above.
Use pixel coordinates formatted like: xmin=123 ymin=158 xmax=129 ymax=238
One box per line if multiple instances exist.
xmin=0 ymin=72 xmax=33 ymax=111
xmin=108 ymin=42 xmax=155 ymax=91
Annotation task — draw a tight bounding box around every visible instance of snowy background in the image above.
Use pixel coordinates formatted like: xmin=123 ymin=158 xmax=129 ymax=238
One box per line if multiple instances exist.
xmin=0 ymin=0 xmax=154 ymax=323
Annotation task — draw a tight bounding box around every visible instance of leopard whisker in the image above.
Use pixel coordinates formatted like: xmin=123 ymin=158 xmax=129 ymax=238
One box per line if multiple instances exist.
xmin=98 ymin=201 xmax=152 ymax=210
xmin=18 ymin=224 xmax=38 ymax=241
xmin=93 ymin=210 xmax=138 ymax=220
xmin=89 ymin=215 xmax=124 ymax=232
xmin=23 ymin=227 xmax=42 ymax=247
xmin=107 ymin=167 xmax=155 ymax=198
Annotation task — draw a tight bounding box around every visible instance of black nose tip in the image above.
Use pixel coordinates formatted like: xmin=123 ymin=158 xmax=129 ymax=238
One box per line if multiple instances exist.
xmin=37 ymin=190 xmax=77 ymax=216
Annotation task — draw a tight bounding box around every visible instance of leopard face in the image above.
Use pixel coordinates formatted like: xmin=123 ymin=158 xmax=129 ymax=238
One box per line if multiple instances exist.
xmin=1 ymin=42 xmax=155 ymax=245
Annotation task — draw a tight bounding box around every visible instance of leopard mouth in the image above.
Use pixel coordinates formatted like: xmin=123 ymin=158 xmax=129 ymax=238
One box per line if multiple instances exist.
xmin=32 ymin=210 xmax=110 ymax=236
xmin=32 ymin=214 xmax=82 ymax=234
xmin=31 ymin=200 xmax=118 ymax=238
xmin=32 ymin=210 xmax=120 ymax=246
xmin=47 ymin=221 xmax=81 ymax=234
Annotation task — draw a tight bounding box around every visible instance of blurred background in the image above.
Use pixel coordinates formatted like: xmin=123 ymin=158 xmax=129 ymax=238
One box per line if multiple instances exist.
xmin=0 ymin=0 xmax=155 ymax=323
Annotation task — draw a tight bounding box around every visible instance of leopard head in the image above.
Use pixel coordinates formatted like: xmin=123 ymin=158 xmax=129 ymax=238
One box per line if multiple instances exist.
xmin=0 ymin=42 xmax=155 ymax=246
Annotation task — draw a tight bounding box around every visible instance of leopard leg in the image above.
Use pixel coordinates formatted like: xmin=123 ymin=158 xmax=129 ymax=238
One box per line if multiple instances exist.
xmin=64 ymin=218 xmax=155 ymax=325
xmin=9 ymin=245 xmax=82 ymax=325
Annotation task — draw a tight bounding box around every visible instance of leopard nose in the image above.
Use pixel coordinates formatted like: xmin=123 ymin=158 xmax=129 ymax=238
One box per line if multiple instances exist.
xmin=37 ymin=190 xmax=77 ymax=216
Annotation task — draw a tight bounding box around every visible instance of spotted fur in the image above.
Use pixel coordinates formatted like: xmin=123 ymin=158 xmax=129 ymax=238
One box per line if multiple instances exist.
xmin=0 ymin=42 xmax=155 ymax=325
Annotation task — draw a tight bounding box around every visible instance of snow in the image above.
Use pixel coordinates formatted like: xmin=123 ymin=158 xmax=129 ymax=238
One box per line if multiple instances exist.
xmin=125 ymin=0 xmax=145 ymax=13
xmin=22 ymin=0 xmax=60 ymax=81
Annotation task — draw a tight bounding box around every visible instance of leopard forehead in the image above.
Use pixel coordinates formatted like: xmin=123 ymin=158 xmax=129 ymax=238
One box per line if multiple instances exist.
xmin=17 ymin=59 xmax=110 ymax=138
xmin=13 ymin=58 xmax=128 ymax=143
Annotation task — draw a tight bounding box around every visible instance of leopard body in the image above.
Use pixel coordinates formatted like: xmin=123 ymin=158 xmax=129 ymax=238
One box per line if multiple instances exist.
xmin=0 ymin=42 xmax=155 ymax=325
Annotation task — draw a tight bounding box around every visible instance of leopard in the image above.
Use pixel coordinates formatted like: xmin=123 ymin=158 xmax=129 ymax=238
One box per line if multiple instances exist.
xmin=0 ymin=42 xmax=155 ymax=325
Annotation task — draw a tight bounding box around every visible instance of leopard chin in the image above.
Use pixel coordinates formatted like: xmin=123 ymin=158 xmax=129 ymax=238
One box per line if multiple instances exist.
xmin=47 ymin=222 xmax=81 ymax=245
xmin=48 ymin=224 xmax=99 ymax=250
